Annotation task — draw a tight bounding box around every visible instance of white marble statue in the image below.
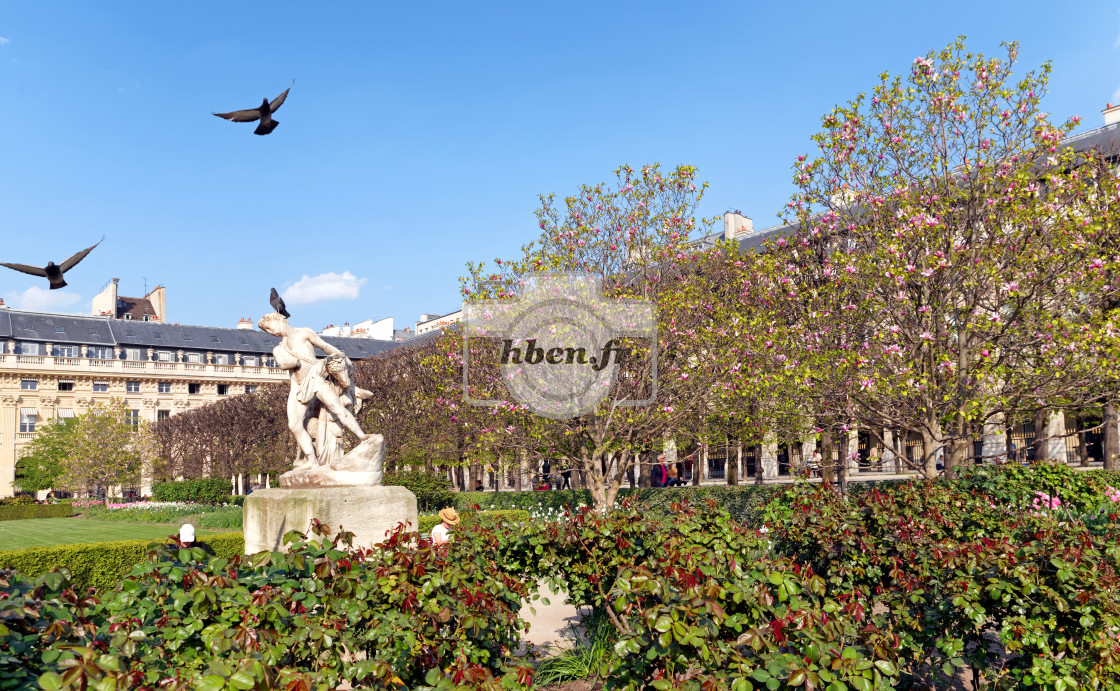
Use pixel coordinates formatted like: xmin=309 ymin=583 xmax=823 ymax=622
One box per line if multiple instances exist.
xmin=257 ymin=312 xmax=384 ymax=487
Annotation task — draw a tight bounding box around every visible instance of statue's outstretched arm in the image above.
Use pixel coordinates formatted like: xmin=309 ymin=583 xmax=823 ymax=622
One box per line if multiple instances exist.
xmin=308 ymin=331 xmax=343 ymax=356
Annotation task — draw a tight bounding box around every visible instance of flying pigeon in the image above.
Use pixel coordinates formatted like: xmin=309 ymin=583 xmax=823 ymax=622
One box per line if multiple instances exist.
xmin=270 ymin=287 xmax=290 ymax=318
xmin=1 ymin=236 xmax=104 ymax=290
xmin=213 ymin=80 xmax=294 ymax=136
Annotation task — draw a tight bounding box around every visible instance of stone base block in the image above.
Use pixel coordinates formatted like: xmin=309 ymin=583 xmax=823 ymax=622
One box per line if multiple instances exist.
xmin=243 ymin=485 xmax=418 ymax=554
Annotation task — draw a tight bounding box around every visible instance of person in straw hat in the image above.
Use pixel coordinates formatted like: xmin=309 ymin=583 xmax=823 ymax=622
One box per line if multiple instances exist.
xmin=432 ymin=508 xmax=459 ymax=546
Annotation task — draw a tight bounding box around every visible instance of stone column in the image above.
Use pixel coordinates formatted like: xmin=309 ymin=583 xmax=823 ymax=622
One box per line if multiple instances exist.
xmin=1047 ymin=411 xmax=1068 ymax=463
xmin=761 ymin=438 xmax=779 ymax=479
xmin=847 ymin=428 xmax=860 ymax=474
xmin=981 ymin=416 xmax=1007 ymax=464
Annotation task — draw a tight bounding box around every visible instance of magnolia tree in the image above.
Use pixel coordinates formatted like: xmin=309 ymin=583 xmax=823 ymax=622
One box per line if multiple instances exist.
xmin=63 ymin=399 xmax=158 ymax=495
xmin=455 ymin=164 xmax=721 ymax=510
xmin=776 ymin=37 xmax=1120 ymax=476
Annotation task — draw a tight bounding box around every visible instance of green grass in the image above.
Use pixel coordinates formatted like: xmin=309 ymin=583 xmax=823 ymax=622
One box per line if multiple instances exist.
xmin=0 ymin=518 xmax=219 ymax=552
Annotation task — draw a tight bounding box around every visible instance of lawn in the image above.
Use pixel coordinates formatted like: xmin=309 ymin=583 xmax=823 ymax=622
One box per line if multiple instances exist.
xmin=0 ymin=518 xmax=218 ymax=552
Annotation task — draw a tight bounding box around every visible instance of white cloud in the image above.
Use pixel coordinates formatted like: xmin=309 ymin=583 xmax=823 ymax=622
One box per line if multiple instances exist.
xmin=0 ymin=37 xmax=9 ymax=47
xmin=282 ymin=271 xmax=367 ymax=304
xmin=3 ymin=286 xmax=82 ymax=312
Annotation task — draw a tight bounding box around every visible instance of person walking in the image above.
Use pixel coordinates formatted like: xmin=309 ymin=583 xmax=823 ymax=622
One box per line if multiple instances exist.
xmin=431 ymin=508 xmax=459 ymax=546
xmin=559 ymin=462 xmax=572 ymax=490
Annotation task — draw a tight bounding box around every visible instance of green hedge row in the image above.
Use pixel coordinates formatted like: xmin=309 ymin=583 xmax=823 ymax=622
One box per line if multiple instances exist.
xmin=0 ymin=504 xmax=75 ymax=521
xmin=417 ymin=510 xmax=531 ymax=536
xmin=0 ymin=532 xmax=243 ymax=592
xmin=151 ymin=478 xmax=233 ymax=505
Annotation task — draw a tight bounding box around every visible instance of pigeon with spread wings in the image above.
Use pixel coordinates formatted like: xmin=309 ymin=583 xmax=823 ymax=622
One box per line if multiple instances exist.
xmin=213 ymin=80 xmax=294 ymax=136
xmin=1 ymin=236 xmax=105 ymax=290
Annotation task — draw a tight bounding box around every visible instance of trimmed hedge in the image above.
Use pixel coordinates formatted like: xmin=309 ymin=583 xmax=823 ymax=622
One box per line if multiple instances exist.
xmin=151 ymin=478 xmax=233 ymax=505
xmin=417 ymin=510 xmax=531 ymax=536
xmin=0 ymin=532 xmax=243 ymax=592
xmin=384 ymin=470 xmax=456 ymax=511
xmin=0 ymin=504 xmax=74 ymax=521
xmin=451 ymin=480 xmax=921 ymax=525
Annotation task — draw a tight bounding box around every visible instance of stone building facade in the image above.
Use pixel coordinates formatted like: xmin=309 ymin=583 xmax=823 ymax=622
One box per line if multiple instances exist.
xmin=0 ymin=304 xmax=398 ymax=497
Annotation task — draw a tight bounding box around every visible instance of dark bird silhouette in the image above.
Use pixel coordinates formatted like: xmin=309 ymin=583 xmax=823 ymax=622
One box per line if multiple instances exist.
xmin=270 ymin=287 xmax=290 ymax=318
xmin=1 ymin=236 xmax=104 ymax=290
xmin=213 ymin=80 xmax=294 ymax=135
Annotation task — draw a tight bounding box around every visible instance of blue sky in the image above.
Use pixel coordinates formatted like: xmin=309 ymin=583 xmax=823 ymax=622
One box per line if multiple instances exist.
xmin=2 ymin=2 xmax=1118 ymax=334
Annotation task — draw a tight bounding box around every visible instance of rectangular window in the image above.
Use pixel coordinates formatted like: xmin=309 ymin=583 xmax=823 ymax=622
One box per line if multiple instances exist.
xmin=213 ymin=353 xmax=229 ymax=365
xmin=156 ymin=351 xmax=172 ymax=362
xmin=188 ymin=383 xmax=201 ymax=395
xmin=18 ymin=342 xmax=40 ymax=356
xmin=54 ymin=326 xmax=65 ymax=333
xmin=125 ymin=409 xmax=140 ymax=427
xmin=19 ymin=408 xmax=37 ymax=433
xmin=124 ymin=314 xmax=133 ymax=320
xmin=157 ymin=382 xmax=172 ymax=394
xmin=88 ymin=346 xmax=112 ymax=359
xmin=157 ymin=410 xmax=170 ymax=421
xmin=153 ymin=332 xmax=163 ymax=339
xmin=210 ymin=336 xmax=221 ymax=343
xmin=217 ymin=384 xmax=229 ymax=395
xmin=56 ymin=345 xmax=74 ymax=357
xmin=242 ymin=355 xmax=259 ymax=366
xmin=245 ymin=385 xmax=258 ymax=394
xmin=182 ymin=334 xmax=193 ymax=341
xmin=126 ymin=381 xmax=141 ymax=393
xmin=58 ymin=408 xmax=75 ymax=419
xmin=125 ymin=348 xmax=142 ymax=361
xmin=93 ymin=381 xmax=109 ymax=392
xmin=20 ymin=379 xmax=38 ymax=390
xmin=186 ymin=352 xmax=201 ymax=364
xmin=143 ymin=315 xmax=152 ymax=322
xmin=57 ymin=380 xmax=74 ymax=392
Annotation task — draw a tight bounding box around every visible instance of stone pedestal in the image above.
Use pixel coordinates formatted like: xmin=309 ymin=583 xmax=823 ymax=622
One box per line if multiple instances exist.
xmin=243 ymin=485 xmax=418 ymax=554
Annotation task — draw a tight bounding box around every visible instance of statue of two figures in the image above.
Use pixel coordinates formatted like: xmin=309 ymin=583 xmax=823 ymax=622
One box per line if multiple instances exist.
xmin=258 ymin=313 xmax=385 ymax=487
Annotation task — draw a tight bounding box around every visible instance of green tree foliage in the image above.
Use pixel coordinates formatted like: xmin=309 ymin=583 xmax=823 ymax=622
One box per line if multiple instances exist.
xmin=61 ymin=399 xmax=157 ymax=494
xmin=14 ymin=417 xmax=76 ymax=494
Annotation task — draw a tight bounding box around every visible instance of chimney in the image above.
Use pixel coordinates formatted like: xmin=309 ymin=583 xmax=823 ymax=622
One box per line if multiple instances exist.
xmin=723 ymin=211 xmax=754 ymax=240
xmin=1104 ymin=103 xmax=1120 ymax=127
xmin=0 ymin=298 xmax=6 ymax=309
xmin=236 ymin=317 xmax=253 ymax=330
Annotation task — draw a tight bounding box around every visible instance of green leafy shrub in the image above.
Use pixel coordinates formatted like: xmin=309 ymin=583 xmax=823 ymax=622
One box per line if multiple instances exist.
xmin=384 ymin=470 xmax=456 ymax=511
xmin=150 ymin=478 xmax=233 ymax=505
xmin=0 ymin=532 xmax=243 ymax=592
xmin=0 ymin=494 xmax=36 ymax=506
xmin=2 ymin=522 xmax=533 ymax=690
xmin=0 ymin=504 xmax=74 ymax=521
xmin=226 ymin=494 xmax=246 ymax=506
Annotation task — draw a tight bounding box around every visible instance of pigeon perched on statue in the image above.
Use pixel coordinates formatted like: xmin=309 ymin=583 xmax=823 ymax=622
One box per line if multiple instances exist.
xmin=0 ymin=236 xmax=105 ymax=289
xmin=213 ymin=80 xmax=293 ymax=136
xmin=270 ymin=287 xmax=290 ymax=318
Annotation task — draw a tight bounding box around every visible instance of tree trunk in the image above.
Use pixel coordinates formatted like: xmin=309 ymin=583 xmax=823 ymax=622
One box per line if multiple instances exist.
xmin=1105 ymin=402 xmax=1119 ymax=471
xmin=920 ymin=427 xmax=939 ymax=478
xmin=640 ymin=453 xmax=651 ymax=488
xmin=1034 ymin=409 xmax=1050 ymax=464
xmin=820 ymin=429 xmax=835 ymax=484
xmin=691 ymin=450 xmax=700 ymax=486
xmin=837 ymin=432 xmax=850 ymax=494
xmin=728 ymin=443 xmax=740 ymax=486
xmin=753 ymin=444 xmax=764 ymax=485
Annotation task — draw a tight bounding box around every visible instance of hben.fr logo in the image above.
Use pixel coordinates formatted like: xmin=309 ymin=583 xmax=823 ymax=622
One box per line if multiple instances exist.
xmin=463 ymin=273 xmax=657 ymax=419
